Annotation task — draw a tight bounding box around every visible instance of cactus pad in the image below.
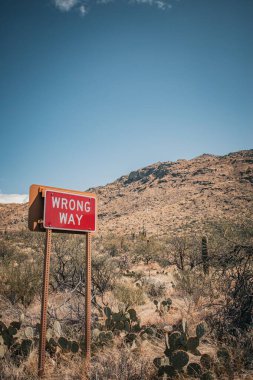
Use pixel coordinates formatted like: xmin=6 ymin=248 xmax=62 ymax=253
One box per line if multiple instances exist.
xmin=200 ymin=354 xmax=213 ymax=370
xmin=8 ymin=326 xmax=17 ymax=336
xmin=53 ymin=321 xmax=62 ymax=337
xmin=128 ymin=309 xmax=137 ymax=321
xmin=71 ymin=341 xmax=79 ymax=353
xmin=169 ymin=331 xmax=181 ymax=350
xmin=21 ymin=339 xmax=32 ymax=356
xmin=24 ymin=327 xmax=34 ymax=339
xmin=187 ymin=362 xmax=202 ymax=377
xmin=153 ymin=357 xmax=162 ymax=368
xmin=196 ymin=323 xmax=205 ymax=338
xmin=104 ymin=307 xmax=112 ymax=319
xmin=170 ymin=350 xmax=189 ymax=370
xmin=10 ymin=321 xmax=21 ymax=330
xmin=58 ymin=337 xmax=69 ymax=351
xmin=2 ymin=330 xmax=13 ymax=347
xmin=187 ymin=337 xmax=200 ymax=351
xmin=46 ymin=328 xmax=53 ymax=341
xmin=92 ymin=328 xmax=100 ymax=339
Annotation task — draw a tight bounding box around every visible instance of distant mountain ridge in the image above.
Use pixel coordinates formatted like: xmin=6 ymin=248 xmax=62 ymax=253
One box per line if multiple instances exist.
xmin=0 ymin=149 xmax=253 ymax=235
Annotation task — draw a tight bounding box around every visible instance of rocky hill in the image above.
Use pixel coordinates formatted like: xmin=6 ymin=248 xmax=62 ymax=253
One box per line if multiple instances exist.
xmin=1 ymin=149 xmax=253 ymax=236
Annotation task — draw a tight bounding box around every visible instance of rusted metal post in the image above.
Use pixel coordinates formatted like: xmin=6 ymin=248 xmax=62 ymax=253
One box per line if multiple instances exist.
xmin=85 ymin=232 xmax=92 ymax=365
xmin=38 ymin=228 xmax=52 ymax=377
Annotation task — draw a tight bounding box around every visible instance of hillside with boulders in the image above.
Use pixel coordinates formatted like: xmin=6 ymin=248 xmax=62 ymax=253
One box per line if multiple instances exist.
xmin=0 ymin=149 xmax=253 ymax=235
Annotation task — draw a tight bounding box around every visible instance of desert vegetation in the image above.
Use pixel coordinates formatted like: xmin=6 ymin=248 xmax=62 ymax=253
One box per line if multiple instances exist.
xmin=0 ymin=218 xmax=252 ymax=379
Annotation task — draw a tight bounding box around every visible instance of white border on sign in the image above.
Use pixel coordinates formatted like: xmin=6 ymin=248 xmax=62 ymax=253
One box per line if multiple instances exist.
xmin=43 ymin=190 xmax=97 ymax=233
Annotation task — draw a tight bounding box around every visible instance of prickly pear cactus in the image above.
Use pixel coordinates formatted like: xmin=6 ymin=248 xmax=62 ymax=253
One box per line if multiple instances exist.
xmin=0 ymin=319 xmax=35 ymax=359
xmin=187 ymin=336 xmax=200 ymax=352
xmin=168 ymin=331 xmax=182 ymax=351
xmin=103 ymin=306 xmax=140 ymax=333
xmin=0 ymin=318 xmax=82 ymax=359
xmin=70 ymin=341 xmax=79 ymax=353
xmin=170 ymin=350 xmax=189 ymax=370
xmin=155 ymin=321 xmax=211 ymax=378
xmin=58 ymin=336 xmax=69 ymax=351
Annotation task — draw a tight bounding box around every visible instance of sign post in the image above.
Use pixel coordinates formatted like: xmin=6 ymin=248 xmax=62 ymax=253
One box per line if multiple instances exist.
xmin=85 ymin=232 xmax=92 ymax=363
xmin=38 ymin=228 xmax=52 ymax=377
xmin=28 ymin=184 xmax=97 ymax=378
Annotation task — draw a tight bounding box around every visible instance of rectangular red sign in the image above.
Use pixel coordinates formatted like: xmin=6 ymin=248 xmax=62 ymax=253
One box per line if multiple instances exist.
xmin=43 ymin=190 xmax=96 ymax=232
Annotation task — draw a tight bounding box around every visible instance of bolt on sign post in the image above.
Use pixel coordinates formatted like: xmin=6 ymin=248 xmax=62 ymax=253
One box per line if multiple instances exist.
xmin=28 ymin=184 xmax=97 ymax=377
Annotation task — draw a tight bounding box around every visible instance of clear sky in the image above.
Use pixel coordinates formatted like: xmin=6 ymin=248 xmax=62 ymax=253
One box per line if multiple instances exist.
xmin=1 ymin=0 xmax=252 ymax=195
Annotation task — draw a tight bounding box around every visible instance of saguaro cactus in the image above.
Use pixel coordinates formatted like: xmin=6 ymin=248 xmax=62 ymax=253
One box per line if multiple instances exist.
xmin=202 ymin=236 xmax=209 ymax=275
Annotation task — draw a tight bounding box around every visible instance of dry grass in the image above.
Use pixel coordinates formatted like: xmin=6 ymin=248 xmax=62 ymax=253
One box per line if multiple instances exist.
xmin=90 ymin=347 xmax=156 ymax=380
xmin=0 ymin=347 xmax=156 ymax=380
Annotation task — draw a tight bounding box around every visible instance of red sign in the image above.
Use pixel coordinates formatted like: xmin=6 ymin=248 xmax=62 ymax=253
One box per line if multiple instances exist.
xmin=43 ymin=191 xmax=96 ymax=232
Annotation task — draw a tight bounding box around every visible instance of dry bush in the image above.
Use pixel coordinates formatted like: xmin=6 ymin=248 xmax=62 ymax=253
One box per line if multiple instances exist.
xmin=133 ymin=237 xmax=163 ymax=265
xmin=143 ymin=279 xmax=166 ymax=299
xmin=113 ymin=283 xmax=146 ymax=307
xmin=167 ymin=235 xmax=201 ymax=271
xmin=207 ymin=246 xmax=253 ymax=373
xmin=0 ymin=240 xmax=42 ymax=307
xmin=174 ymin=268 xmax=216 ymax=306
xmin=91 ymin=348 xmax=156 ymax=380
xmin=92 ymin=254 xmax=119 ymax=302
xmin=50 ymin=235 xmax=85 ymax=291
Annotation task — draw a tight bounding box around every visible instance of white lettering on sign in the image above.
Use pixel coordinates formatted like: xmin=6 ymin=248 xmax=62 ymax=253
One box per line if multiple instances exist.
xmin=84 ymin=202 xmax=91 ymax=212
xmin=51 ymin=197 xmax=91 ymax=212
xmin=68 ymin=214 xmax=75 ymax=225
xmin=76 ymin=214 xmax=83 ymax=225
xmin=77 ymin=200 xmax=83 ymax=211
xmin=62 ymin=198 xmax=68 ymax=209
xmin=52 ymin=197 xmax=60 ymax=208
xmin=59 ymin=213 xmax=68 ymax=224
xmin=59 ymin=212 xmax=84 ymax=226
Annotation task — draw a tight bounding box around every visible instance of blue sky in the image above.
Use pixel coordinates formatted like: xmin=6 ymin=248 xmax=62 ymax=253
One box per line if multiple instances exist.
xmin=0 ymin=0 xmax=252 ymax=195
